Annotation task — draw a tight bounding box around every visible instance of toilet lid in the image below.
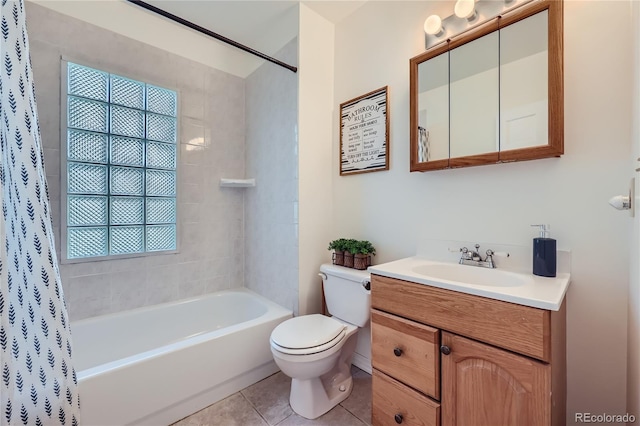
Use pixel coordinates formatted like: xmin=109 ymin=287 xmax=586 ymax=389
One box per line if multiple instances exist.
xmin=271 ymin=314 xmax=346 ymax=350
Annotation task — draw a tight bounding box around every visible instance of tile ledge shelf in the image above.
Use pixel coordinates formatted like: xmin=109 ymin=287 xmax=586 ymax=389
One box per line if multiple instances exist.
xmin=219 ymin=178 xmax=256 ymax=188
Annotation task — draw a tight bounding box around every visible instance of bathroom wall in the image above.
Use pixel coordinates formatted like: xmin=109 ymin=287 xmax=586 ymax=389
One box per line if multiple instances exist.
xmin=330 ymin=1 xmax=631 ymax=423
xmin=245 ymin=38 xmax=300 ymax=314
xmin=27 ymin=2 xmax=246 ymax=320
xmin=297 ymin=4 xmax=336 ymax=316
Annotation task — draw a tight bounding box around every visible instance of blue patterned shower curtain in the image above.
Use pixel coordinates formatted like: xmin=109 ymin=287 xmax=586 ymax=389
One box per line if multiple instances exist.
xmin=0 ymin=1 xmax=80 ymax=424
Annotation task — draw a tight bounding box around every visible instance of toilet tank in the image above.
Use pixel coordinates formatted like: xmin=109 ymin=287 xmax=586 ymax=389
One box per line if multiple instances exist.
xmin=319 ymin=264 xmax=371 ymax=327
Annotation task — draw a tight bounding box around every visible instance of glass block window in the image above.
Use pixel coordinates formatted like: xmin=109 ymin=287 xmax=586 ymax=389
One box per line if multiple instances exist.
xmin=65 ymin=62 xmax=178 ymax=260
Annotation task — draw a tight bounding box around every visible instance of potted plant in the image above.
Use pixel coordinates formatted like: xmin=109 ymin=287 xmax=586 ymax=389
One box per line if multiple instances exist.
xmin=351 ymin=240 xmax=376 ymax=270
xmin=328 ymin=238 xmax=349 ymax=266
xmin=328 ymin=238 xmax=376 ymax=269
xmin=342 ymin=239 xmax=359 ymax=268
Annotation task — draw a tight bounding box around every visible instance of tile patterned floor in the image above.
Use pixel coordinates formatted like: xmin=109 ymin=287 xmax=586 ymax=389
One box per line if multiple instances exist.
xmin=173 ymin=367 xmax=372 ymax=426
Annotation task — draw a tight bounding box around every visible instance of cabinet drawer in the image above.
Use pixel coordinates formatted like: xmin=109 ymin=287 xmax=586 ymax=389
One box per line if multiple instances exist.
xmin=373 ymin=369 xmax=440 ymax=426
xmin=372 ymin=309 xmax=440 ymax=399
xmin=372 ymin=274 xmax=551 ymax=361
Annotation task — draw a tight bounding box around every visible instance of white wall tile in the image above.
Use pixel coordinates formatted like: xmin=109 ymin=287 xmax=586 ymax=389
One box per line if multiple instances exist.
xmin=178 ymin=279 xmax=206 ymax=299
xmin=245 ymin=39 xmax=299 ymax=313
xmin=65 ymin=274 xmax=111 ymax=320
xmin=29 ymin=3 xmax=246 ymax=320
xmin=204 ymin=276 xmax=230 ymax=293
xmin=180 ymin=88 xmax=206 ymax=121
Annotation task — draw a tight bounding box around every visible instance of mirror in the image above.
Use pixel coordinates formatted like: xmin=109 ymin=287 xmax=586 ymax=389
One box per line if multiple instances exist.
xmin=416 ymin=52 xmax=449 ymax=164
xmin=450 ymin=31 xmax=499 ymax=159
xmin=410 ymin=0 xmax=563 ymax=172
xmin=500 ymin=10 xmax=548 ymax=153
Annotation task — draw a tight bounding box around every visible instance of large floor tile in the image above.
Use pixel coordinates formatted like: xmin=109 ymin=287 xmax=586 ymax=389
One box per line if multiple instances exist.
xmin=340 ymin=370 xmax=372 ymax=425
xmin=241 ymin=371 xmax=293 ymax=425
xmin=276 ymin=405 xmax=367 ymax=426
xmin=172 ymin=393 xmax=268 ymax=426
xmin=175 ymin=367 xmax=372 ymax=426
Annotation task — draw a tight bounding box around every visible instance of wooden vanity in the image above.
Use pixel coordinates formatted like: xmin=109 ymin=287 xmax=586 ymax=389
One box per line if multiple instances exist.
xmin=370 ymin=274 xmax=566 ymax=426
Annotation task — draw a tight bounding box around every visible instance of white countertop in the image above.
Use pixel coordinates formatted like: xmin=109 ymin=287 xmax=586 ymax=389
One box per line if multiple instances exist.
xmin=368 ymin=256 xmax=570 ymax=311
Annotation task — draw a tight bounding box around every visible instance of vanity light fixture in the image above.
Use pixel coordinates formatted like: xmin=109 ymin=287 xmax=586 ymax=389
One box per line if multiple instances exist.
xmin=424 ymin=15 xmax=444 ymax=36
xmin=423 ymin=0 xmax=533 ymax=49
xmin=454 ymin=0 xmax=477 ymax=21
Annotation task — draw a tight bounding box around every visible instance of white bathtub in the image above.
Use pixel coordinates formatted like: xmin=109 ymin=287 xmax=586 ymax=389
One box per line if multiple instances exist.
xmin=72 ymin=288 xmax=292 ymax=425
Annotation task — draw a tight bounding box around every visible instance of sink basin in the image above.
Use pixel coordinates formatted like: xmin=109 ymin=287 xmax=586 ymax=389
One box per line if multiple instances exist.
xmin=411 ymin=263 xmax=531 ymax=288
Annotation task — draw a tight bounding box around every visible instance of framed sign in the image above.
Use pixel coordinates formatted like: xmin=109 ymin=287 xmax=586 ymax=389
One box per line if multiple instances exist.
xmin=339 ymin=86 xmax=389 ymax=175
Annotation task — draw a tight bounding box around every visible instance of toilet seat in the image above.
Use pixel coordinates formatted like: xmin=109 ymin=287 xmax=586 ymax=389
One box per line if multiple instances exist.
xmin=270 ymin=314 xmax=347 ymax=355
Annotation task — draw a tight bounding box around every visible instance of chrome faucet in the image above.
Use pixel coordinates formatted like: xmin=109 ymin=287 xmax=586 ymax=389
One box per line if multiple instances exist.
xmin=456 ymin=244 xmax=509 ymax=269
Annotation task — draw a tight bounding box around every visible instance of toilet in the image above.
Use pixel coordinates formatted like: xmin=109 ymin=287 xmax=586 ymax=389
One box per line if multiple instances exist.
xmin=269 ymin=264 xmax=371 ymax=420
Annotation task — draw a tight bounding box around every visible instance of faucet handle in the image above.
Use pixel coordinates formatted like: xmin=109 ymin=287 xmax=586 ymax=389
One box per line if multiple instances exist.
xmin=449 ymin=246 xmax=470 ymax=254
xmin=485 ymin=250 xmax=510 ymax=268
xmin=486 ymin=249 xmax=510 ymax=258
xmin=460 ymin=247 xmax=472 ymax=259
xmin=453 ymin=247 xmax=471 ymax=264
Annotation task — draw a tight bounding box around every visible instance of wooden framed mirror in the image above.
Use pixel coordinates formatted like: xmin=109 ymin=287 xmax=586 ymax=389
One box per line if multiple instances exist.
xmin=410 ymin=0 xmax=563 ymax=172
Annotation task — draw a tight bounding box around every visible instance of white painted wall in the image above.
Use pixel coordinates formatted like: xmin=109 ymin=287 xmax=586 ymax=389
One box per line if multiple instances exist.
xmin=332 ymin=1 xmax=631 ymax=422
xmin=297 ymin=4 xmax=335 ymax=315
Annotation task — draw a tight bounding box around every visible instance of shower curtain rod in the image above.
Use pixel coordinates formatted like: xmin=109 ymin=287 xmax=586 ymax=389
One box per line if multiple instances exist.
xmin=126 ymin=0 xmax=298 ymax=73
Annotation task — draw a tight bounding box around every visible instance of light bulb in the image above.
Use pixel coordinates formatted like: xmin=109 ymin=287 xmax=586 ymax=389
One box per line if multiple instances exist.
xmin=454 ymin=0 xmax=477 ymax=20
xmin=424 ymin=15 xmax=443 ymax=36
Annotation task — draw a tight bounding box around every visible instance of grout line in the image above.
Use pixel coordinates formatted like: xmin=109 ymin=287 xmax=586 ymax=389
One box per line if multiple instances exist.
xmin=339 ymin=403 xmax=370 ymax=426
xmin=238 ymin=391 xmax=271 ymax=426
xmin=273 ymin=412 xmax=294 ymax=426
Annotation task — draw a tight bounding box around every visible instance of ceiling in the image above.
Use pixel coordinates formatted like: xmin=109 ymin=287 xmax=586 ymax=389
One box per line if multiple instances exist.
xmin=144 ymin=0 xmax=368 ymax=57
xmin=29 ymin=0 xmax=400 ymax=77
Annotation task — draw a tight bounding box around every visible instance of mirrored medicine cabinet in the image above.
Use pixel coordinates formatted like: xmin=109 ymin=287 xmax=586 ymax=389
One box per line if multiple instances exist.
xmin=410 ymin=0 xmax=563 ymax=172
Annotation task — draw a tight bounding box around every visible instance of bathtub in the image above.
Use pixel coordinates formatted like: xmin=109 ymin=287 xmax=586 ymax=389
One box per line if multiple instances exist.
xmin=72 ymin=288 xmax=292 ymax=426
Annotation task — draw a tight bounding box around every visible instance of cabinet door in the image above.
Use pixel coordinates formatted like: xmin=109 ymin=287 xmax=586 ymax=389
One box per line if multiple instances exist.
xmin=441 ymin=332 xmax=551 ymax=426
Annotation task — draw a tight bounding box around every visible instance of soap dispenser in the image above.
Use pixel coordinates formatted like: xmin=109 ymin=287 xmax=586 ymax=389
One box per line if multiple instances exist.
xmin=531 ymin=224 xmax=556 ymax=277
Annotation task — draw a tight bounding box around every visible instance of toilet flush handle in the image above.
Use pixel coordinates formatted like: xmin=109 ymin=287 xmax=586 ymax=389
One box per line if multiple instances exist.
xmin=362 ymin=280 xmax=371 ymax=291
xmin=318 ymin=272 xmax=328 ymax=280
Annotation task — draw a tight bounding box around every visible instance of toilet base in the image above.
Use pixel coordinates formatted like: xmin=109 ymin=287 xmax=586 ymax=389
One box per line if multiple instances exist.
xmin=290 ymin=373 xmax=353 ymax=420
xmin=287 ymin=332 xmax=357 ymax=419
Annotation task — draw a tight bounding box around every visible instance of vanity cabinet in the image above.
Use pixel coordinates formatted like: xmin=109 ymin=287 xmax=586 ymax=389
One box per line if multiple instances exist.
xmin=371 ymin=274 xmax=566 ymax=426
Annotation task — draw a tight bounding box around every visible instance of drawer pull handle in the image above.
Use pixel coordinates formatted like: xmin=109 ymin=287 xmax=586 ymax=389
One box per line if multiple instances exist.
xmin=393 ymin=347 xmax=403 ymax=357
xmin=440 ymin=345 xmax=451 ymax=355
xmin=394 ymin=413 xmax=403 ymax=424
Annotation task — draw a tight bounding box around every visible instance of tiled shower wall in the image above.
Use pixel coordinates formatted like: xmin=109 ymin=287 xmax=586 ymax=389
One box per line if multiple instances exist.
xmin=245 ymin=39 xmax=299 ymax=314
xmin=27 ymin=3 xmax=246 ymax=321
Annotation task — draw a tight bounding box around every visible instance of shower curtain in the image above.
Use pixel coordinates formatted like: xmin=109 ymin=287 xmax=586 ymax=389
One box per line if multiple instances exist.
xmin=0 ymin=1 xmax=80 ymax=424
xmin=418 ymin=126 xmax=430 ymax=162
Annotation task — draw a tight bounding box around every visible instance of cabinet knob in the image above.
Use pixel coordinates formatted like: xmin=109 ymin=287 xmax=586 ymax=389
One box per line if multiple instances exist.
xmin=393 ymin=347 xmax=403 ymax=357
xmin=394 ymin=413 xmax=403 ymax=424
xmin=440 ymin=345 xmax=451 ymax=355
